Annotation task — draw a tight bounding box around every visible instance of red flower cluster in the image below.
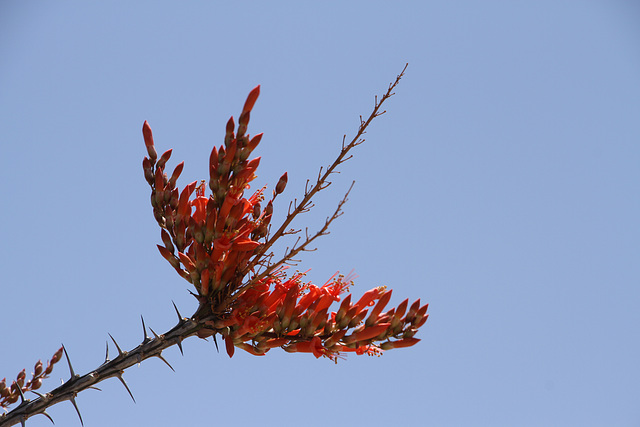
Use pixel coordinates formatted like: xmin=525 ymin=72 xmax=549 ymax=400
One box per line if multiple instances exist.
xmin=208 ymin=269 xmax=428 ymax=360
xmin=142 ymin=86 xmax=278 ymax=306
xmin=142 ymin=86 xmax=428 ymax=360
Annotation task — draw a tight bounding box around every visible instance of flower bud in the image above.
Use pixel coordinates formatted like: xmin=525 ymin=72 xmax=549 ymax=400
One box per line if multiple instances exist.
xmin=365 ymin=289 xmax=392 ymax=327
xmin=142 ymin=120 xmax=157 ymax=160
xmin=405 ymin=299 xmax=421 ymax=323
xmin=31 ymin=378 xmax=43 ymax=390
xmin=225 ymin=117 xmax=235 ymax=147
xmin=348 ymin=309 xmax=368 ymax=329
xmin=344 ymin=323 xmax=390 ymax=344
xmin=169 ymin=161 xmax=184 ymax=188
xmin=338 ymin=305 xmax=359 ymax=329
xmin=334 ymin=294 xmax=352 ymax=325
xmin=402 ymin=328 xmax=417 ymax=339
xmin=7 ymin=389 xmax=18 ymax=404
xmin=381 ymin=338 xmax=420 ymax=350
xmin=414 ymin=313 xmax=429 ymax=328
xmin=224 ymin=335 xmax=235 ymax=358
xmin=412 ymin=304 xmax=429 ymax=327
xmin=252 ymin=202 xmax=261 ymax=219
xmin=394 ymin=299 xmax=409 ymax=320
xmin=157 ymin=149 xmax=173 ymax=170
xmin=324 ymin=329 xmax=347 ymax=348
xmin=380 ymin=341 xmax=394 ymax=351
xmin=244 ymin=133 xmax=263 ymax=156
xmin=0 ymin=384 xmax=8 ymax=399
xmin=237 ymin=112 xmax=249 ymax=137
xmin=34 ymin=360 xmax=43 ymax=377
xmin=274 ymin=172 xmax=288 ymax=195
xmin=51 ymin=347 xmax=63 ymax=364
xmin=251 ymin=224 xmax=268 ymax=240
xmin=170 ymin=188 xmax=179 ymax=210
xmin=242 ymin=85 xmax=260 ymax=115
xmin=142 ymin=157 xmax=154 ymax=184
xmin=157 ymin=245 xmax=180 ymax=269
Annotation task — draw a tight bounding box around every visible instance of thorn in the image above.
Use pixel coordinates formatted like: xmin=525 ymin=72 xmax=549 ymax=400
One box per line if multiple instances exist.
xmin=31 ymin=391 xmax=46 ymax=399
xmin=108 ymin=334 xmax=125 ymax=356
xmin=149 ymin=327 xmax=161 ymax=339
xmin=116 ymin=374 xmax=136 ymax=403
xmin=88 ymin=386 xmax=102 ymax=391
xmin=62 ymin=345 xmax=77 ymax=379
xmin=16 ymin=383 xmax=27 ymax=403
xmin=104 ymin=341 xmax=110 ymax=364
xmin=69 ymin=396 xmax=84 ymax=426
xmin=213 ymin=334 xmax=219 ymax=353
xmin=155 ymin=353 xmax=175 ymax=372
xmin=140 ymin=315 xmax=150 ymax=343
xmin=175 ymin=337 xmax=184 ymax=356
xmin=40 ymin=410 xmax=55 ymax=425
xmin=172 ymin=301 xmax=184 ymax=323
xmin=20 ymin=417 xmax=25 ymax=427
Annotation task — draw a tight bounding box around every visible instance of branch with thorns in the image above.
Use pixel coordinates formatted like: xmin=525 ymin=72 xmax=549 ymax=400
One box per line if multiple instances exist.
xmin=0 ymin=64 xmax=428 ymax=426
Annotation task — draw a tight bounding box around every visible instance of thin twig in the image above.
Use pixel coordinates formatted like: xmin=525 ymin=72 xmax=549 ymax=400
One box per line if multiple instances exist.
xmin=252 ymin=181 xmax=354 ymax=282
xmin=234 ymin=63 xmax=408 ymax=298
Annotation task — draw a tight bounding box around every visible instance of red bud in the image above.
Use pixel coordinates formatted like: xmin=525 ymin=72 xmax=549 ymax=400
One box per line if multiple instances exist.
xmin=345 ymin=323 xmax=390 ymax=344
xmin=225 ymin=335 xmax=235 ymax=358
xmin=381 ymin=338 xmax=420 ymax=350
xmin=242 ymin=85 xmax=261 ymax=114
xmin=169 ymin=161 xmax=184 ymax=188
xmin=226 ymin=116 xmax=235 ymax=136
xmin=366 ymin=289 xmax=392 ymax=327
xmin=142 ymin=121 xmax=157 ymax=160
xmin=275 ymin=172 xmax=288 ymax=195
xmin=157 ymin=149 xmax=172 ymax=170
xmin=209 ymin=146 xmax=219 ymax=171
xmin=178 ymin=252 xmax=195 ymax=272
xmin=51 ymin=347 xmax=63 ymax=364
xmin=34 ymin=360 xmax=43 ymax=376
xmin=246 ymin=133 xmax=263 ymax=152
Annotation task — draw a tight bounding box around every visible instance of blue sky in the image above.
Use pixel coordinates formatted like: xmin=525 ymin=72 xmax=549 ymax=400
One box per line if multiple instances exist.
xmin=1 ymin=1 xmax=639 ymax=426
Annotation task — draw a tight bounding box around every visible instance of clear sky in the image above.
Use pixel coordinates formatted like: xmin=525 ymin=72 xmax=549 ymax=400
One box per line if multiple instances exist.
xmin=1 ymin=1 xmax=639 ymax=426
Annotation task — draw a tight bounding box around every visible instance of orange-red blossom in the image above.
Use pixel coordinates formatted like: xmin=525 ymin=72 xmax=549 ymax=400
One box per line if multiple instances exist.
xmin=142 ymin=86 xmax=428 ymax=360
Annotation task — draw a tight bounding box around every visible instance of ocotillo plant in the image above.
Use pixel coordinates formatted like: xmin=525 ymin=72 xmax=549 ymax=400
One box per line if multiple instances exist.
xmin=1 ymin=64 xmax=428 ymax=426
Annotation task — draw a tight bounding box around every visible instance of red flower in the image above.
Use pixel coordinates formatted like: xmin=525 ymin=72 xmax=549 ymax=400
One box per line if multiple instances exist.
xmin=142 ymin=83 xmax=429 ymax=362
